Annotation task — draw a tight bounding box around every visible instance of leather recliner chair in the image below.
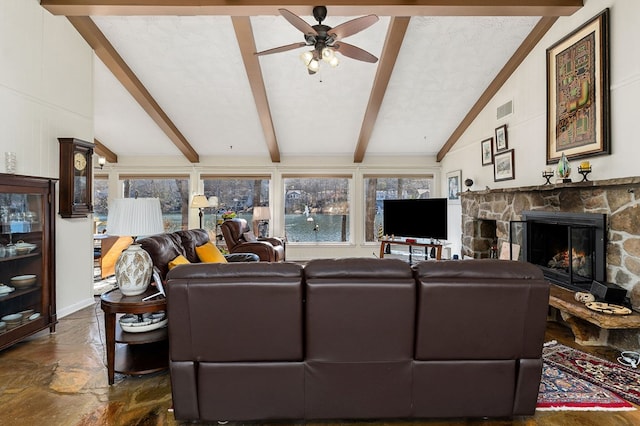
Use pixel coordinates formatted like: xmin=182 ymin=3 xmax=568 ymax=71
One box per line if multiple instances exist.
xmin=220 ymin=218 xmax=285 ymax=262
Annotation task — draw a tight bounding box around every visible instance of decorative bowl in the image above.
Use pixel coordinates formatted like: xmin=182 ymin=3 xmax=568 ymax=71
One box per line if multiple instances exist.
xmin=0 ymin=284 xmax=15 ymax=296
xmin=18 ymin=309 xmax=34 ymax=320
xmin=1 ymin=313 xmax=22 ymax=322
xmin=10 ymin=274 xmax=37 ymax=289
xmin=15 ymin=241 xmax=36 ymax=255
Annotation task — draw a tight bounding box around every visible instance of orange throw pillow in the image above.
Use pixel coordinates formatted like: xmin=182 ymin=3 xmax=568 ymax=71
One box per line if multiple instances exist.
xmin=195 ymin=242 xmax=228 ymax=264
xmin=168 ymin=255 xmax=190 ymax=270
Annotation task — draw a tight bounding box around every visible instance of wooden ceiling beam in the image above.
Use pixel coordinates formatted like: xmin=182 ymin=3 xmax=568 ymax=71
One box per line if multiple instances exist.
xmin=93 ymin=139 xmax=118 ymax=163
xmin=42 ymin=1 xmax=583 ymax=17
xmin=67 ymin=16 xmax=200 ymax=163
xmin=232 ymin=16 xmax=281 ymax=163
xmin=353 ymin=16 xmax=410 ymax=163
xmin=436 ymin=16 xmax=558 ymax=162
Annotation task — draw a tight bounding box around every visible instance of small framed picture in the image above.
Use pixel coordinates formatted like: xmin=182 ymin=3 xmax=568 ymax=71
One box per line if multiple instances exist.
xmin=495 ymin=124 xmax=508 ymax=152
xmin=446 ymin=169 xmax=462 ymax=203
xmin=481 ymin=137 xmax=494 ymax=166
xmin=494 ymin=149 xmax=515 ymax=182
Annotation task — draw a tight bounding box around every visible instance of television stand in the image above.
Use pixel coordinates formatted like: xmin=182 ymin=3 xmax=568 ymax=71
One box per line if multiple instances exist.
xmin=379 ymin=239 xmax=442 ymax=263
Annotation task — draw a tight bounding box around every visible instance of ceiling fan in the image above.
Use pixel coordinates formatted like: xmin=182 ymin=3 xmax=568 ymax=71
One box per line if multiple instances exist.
xmin=255 ymin=6 xmax=379 ymax=74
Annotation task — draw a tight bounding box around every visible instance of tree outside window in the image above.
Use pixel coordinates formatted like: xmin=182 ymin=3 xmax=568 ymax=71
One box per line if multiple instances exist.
xmin=364 ymin=176 xmax=434 ymax=242
xmin=93 ymin=176 xmax=109 ymax=233
xmin=283 ymin=177 xmax=350 ymax=243
xmin=203 ymin=177 xmax=270 ymax=232
xmin=121 ymin=177 xmax=189 ymax=232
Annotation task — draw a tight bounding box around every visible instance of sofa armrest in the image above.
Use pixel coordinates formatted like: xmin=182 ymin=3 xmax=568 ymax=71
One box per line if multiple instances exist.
xmin=259 ymin=236 xmax=284 ymax=247
xmin=231 ymin=241 xmax=282 ymax=262
xmin=224 ymin=252 xmax=260 ymax=262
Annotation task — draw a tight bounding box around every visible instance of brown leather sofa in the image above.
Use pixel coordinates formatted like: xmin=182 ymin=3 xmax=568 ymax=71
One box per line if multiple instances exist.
xmin=220 ymin=218 xmax=285 ymax=262
xmin=166 ymin=258 xmax=549 ymax=422
xmin=137 ymin=228 xmax=258 ymax=280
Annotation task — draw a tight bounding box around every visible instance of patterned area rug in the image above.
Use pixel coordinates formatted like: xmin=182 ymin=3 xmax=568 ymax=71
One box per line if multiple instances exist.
xmin=540 ymin=341 xmax=640 ymax=409
xmin=538 ymin=363 xmax=634 ymax=410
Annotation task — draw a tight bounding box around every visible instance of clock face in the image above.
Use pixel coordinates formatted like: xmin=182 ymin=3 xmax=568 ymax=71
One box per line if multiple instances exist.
xmin=74 ymin=152 xmax=87 ymax=171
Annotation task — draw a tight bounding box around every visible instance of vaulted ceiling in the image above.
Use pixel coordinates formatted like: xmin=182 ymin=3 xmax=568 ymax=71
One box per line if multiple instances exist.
xmin=40 ymin=1 xmax=583 ymax=164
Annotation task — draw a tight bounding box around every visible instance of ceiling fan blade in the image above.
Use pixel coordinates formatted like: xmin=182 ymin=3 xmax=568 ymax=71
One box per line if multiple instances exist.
xmin=333 ymin=41 xmax=378 ymax=63
xmin=279 ymin=8 xmax=318 ymax=36
xmin=255 ymin=42 xmax=308 ymax=56
xmin=330 ymin=15 xmax=379 ymax=40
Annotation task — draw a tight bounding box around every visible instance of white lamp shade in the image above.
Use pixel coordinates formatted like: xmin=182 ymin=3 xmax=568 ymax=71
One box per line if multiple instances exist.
xmin=106 ymin=198 xmax=164 ymax=237
xmin=252 ymin=206 xmax=271 ymax=221
xmin=208 ymin=196 xmax=219 ymax=208
xmin=191 ymin=194 xmax=210 ymax=209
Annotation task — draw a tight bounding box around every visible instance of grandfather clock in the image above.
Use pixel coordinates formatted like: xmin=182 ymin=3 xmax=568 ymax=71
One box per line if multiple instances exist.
xmin=58 ymin=137 xmax=94 ymax=218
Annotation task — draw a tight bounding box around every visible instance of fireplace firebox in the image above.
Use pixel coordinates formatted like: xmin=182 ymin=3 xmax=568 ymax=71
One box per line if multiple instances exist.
xmin=511 ymin=211 xmax=606 ymax=291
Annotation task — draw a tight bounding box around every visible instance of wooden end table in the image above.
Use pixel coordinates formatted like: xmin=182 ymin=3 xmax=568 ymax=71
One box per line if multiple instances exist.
xmin=100 ymin=287 xmax=168 ymax=385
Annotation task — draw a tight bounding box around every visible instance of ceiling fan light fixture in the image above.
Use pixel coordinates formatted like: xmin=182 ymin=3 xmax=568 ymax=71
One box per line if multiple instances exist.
xmin=307 ymin=58 xmax=320 ymax=73
xmin=328 ymin=55 xmax=339 ymax=67
xmin=300 ymin=50 xmax=314 ymax=66
xmin=321 ymin=46 xmax=335 ymax=62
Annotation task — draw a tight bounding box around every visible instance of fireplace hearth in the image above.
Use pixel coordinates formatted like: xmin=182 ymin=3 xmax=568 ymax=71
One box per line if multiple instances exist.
xmin=515 ymin=211 xmax=606 ymax=291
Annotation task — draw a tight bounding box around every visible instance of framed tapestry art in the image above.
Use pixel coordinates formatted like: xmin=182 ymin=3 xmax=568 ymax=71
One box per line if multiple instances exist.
xmin=546 ymin=9 xmax=610 ymax=164
xmin=494 ymin=150 xmax=515 ymax=182
xmin=481 ymin=138 xmax=493 ymax=166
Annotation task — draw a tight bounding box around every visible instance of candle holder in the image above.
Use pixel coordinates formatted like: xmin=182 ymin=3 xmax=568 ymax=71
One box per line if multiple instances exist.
xmin=578 ymin=166 xmax=592 ymax=182
xmin=542 ymin=170 xmax=554 ymax=185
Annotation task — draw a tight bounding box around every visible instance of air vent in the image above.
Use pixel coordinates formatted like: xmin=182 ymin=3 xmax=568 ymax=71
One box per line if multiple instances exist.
xmin=497 ymin=100 xmax=513 ymax=120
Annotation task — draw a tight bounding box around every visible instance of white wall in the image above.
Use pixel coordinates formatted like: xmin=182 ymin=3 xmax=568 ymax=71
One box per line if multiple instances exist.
xmin=1 ymin=0 xmax=95 ymax=317
xmin=441 ymin=0 xmax=640 ymax=253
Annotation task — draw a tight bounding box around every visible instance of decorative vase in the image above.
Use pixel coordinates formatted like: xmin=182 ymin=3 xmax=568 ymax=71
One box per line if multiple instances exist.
xmin=557 ymin=152 xmax=572 ymax=181
xmin=115 ymin=244 xmax=153 ymax=296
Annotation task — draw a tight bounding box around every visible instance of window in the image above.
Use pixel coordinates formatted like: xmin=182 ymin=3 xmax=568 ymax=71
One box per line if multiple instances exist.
xmin=283 ymin=177 xmax=350 ymax=243
xmin=120 ymin=176 xmax=190 ymax=232
xmin=202 ymin=176 xmax=270 ymax=232
xmin=363 ymin=176 xmax=434 ymax=242
xmin=93 ymin=176 xmax=109 ymax=233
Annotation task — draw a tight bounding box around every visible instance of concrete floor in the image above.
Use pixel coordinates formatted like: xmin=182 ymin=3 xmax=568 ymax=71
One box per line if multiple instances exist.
xmin=1 ymin=299 xmax=639 ymax=425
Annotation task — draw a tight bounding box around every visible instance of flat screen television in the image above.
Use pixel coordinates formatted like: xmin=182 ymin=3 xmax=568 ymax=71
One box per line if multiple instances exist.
xmin=383 ymin=198 xmax=448 ymax=240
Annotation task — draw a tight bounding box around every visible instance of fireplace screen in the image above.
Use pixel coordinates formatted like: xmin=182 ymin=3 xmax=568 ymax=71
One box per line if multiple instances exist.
xmin=511 ymin=211 xmax=606 ymax=292
xmin=529 ymin=223 xmax=594 ymax=284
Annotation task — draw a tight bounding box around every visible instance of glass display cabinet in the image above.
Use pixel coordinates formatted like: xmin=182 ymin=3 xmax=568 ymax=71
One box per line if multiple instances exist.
xmin=0 ymin=174 xmax=57 ymax=351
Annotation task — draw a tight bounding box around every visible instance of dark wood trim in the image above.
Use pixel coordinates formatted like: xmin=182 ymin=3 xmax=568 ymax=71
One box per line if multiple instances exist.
xmin=353 ymin=16 xmax=409 ymax=163
xmin=232 ymin=16 xmax=281 ymax=163
xmin=42 ymin=1 xmax=584 ymax=17
xmin=437 ymin=16 xmax=558 ymax=162
xmin=67 ymin=16 xmax=200 ymax=163
xmin=94 ymin=138 xmax=118 ymax=163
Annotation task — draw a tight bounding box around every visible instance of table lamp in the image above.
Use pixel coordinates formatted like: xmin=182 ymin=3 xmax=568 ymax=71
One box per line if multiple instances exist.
xmin=252 ymin=206 xmax=271 ymax=238
xmin=107 ymin=198 xmax=164 ymax=296
xmin=191 ymin=194 xmax=209 ymax=229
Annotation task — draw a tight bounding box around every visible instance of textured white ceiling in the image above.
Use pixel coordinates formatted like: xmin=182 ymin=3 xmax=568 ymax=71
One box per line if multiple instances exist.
xmin=91 ymin=13 xmax=540 ymax=160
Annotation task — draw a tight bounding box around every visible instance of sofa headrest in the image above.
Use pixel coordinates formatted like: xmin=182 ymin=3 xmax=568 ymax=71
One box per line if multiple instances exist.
xmin=137 ymin=232 xmax=184 ymax=279
xmin=175 ymin=229 xmax=211 ymax=262
xmin=167 ymin=261 xmax=303 ymax=281
xmin=413 ymin=259 xmax=544 ymax=281
xmin=304 ymin=258 xmax=413 ymax=279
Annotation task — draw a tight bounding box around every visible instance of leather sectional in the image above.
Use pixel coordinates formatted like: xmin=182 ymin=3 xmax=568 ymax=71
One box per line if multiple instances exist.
xmin=165 ymin=257 xmax=549 ymax=422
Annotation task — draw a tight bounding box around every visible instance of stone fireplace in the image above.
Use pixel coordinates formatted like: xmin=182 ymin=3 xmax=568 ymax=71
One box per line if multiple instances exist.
xmin=460 ymin=177 xmax=640 ymax=293
xmin=460 ymin=177 xmax=640 ymax=349
xmin=519 ymin=210 xmax=606 ymax=292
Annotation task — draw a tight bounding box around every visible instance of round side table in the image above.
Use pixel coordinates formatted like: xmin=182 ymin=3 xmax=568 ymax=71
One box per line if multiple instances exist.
xmin=100 ymin=287 xmax=168 ymax=385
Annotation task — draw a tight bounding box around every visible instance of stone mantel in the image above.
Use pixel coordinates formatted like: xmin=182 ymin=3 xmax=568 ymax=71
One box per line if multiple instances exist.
xmin=461 ymin=176 xmax=640 ymax=198
xmin=459 ymin=175 xmax=640 ymax=291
